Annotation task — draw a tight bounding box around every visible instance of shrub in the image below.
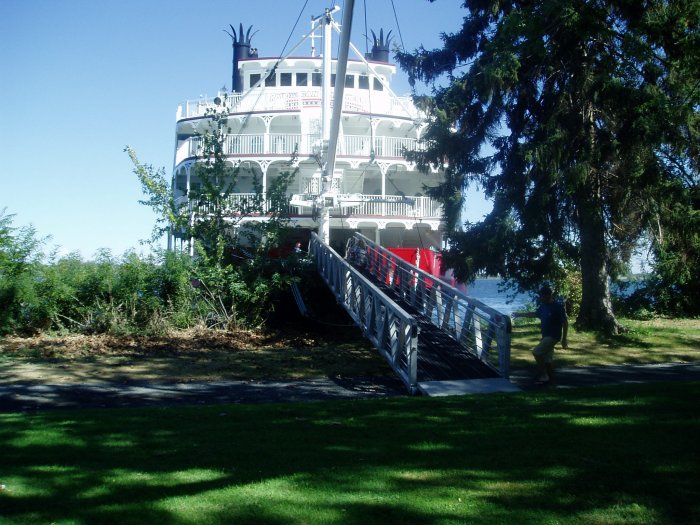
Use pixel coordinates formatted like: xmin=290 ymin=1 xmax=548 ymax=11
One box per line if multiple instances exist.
xmin=1 ymin=207 xmax=309 ymax=335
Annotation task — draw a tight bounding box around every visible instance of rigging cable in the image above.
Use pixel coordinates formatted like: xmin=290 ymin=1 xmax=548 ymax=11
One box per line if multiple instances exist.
xmin=231 ymin=0 xmax=311 ymax=176
xmin=389 ymin=0 xmax=406 ymax=52
xmin=387 ymin=0 xmax=424 ymax=250
xmin=363 ymin=0 xmax=376 ymax=163
xmin=279 ymin=0 xmax=310 ymax=58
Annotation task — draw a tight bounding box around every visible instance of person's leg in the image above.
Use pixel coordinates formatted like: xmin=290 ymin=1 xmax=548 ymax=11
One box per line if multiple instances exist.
xmin=532 ymin=337 xmax=556 ymax=383
xmin=545 ymin=362 xmax=555 ymax=383
xmin=534 ymin=355 xmax=548 ymax=382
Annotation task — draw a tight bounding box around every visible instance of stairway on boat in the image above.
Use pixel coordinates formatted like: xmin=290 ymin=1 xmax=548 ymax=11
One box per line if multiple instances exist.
xmin=309 ymin=233 xmax=520 ymax=396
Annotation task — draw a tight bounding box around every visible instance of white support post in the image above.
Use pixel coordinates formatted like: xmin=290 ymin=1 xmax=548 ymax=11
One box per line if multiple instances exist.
xmin=321 ymin=8 xmax=333 ymax=149
xmin=320 ymin=206 xmax=331 ymax=246
xmin=318 ymin=1 xmax=354 ymax=244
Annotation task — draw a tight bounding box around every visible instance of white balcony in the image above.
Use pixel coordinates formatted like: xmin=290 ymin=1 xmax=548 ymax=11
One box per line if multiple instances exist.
xmin=185 ymin=193 xmax=442 ymax=221
xmin=175 ymin=133 xmax=421 ymax=166
xmin=178 ymin=90 xmax=419 ymax=120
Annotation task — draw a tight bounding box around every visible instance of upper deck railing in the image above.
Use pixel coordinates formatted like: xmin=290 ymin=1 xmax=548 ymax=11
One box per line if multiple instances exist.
xmin=178 ymin=90 xmax=419 ymax=120
xmin=175 ymin=133 xmax=422 ymax=166
xmin=182 ymin=193 xmax=442 ymax=220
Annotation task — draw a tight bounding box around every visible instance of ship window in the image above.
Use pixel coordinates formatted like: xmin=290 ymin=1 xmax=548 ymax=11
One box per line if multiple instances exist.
xmin=312 ymin=72 xmax=322 ymax=86
xmin=280 ymin=72 xmax=292 ymax=86
xmin=345 ymin=75 xmax=355 ymax=88
xmin=265 ymin=72 xmax=276 ymax=87
xmin=250 ymin=73 xmax=261 ymax=87
xmin=358 ymin=75 xmax=369 ymax=89
xmin=296 ymin=72 xmax=308 ymax=86
xmin=373 ymin=77 xmax=384 ymax=91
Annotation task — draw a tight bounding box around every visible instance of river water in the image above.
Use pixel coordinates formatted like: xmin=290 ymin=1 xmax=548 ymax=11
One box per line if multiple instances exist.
xmin=464 ymin=278 xmax=532 ymax=315
xmin=464 ymin=278 xmax=643 ymax=314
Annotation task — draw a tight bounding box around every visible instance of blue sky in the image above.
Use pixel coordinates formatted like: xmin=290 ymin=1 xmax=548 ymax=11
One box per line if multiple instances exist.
xmin=1 ymin=0 xmax=488 ymax=259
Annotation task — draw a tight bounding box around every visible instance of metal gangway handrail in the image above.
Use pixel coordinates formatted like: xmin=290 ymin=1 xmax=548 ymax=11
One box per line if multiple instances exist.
xmin=354 ymin=233 xmax=512 ymax=378
xmin=309 ymin=233 xmax=420 ymax=394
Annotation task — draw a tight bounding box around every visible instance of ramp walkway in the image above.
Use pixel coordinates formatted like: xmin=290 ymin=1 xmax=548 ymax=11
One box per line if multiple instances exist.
xmin=309 ymin=233 xmax=518 ymax=396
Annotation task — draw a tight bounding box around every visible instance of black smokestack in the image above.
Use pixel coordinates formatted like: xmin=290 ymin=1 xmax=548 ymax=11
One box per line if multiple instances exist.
xmin=370 ymin=29 xmax=392 ymax=62
xmin=225 ymin=24 xmax=257 ymax=93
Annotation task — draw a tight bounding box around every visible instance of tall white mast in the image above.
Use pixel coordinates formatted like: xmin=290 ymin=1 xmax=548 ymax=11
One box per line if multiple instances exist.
xmin=318 ymin=1 xmax=354 ymax=244
xmin=320 ymin=7 xmax=336 ymax=156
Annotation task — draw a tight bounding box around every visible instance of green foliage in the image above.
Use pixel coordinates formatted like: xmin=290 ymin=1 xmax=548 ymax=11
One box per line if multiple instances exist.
xmin=0 ymin=210 xmax=197 ymax=335
xmin=398 ymin=0 xmax=699 ymax=332
xmin=125 ymin=146 xmax=188 ymax=246
xmin=126 ymin=101 xmax=302 ymax=332
xmin=612 ymin=284 xmax=658 ymax=321
xmin=551 ymin=265 xmax=583 ymax=320
xmin=232 ymin=249 xmax=300 ymax=328
xmin=0 ymin=209 xmax=47 ymax=334
xmin=156 ymin=250 xmax=198 ymax=328
xmin=3 ymin=110 xmax=303 ymax=336
xmin=649 ymin=185 xmax=700 ymax=315
xmin=612 ymin=185 xmax=700 ymax=318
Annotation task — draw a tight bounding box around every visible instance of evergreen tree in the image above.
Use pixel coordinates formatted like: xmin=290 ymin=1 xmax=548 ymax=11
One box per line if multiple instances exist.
xmin=398 ymin=0 xmax=699 ymax=333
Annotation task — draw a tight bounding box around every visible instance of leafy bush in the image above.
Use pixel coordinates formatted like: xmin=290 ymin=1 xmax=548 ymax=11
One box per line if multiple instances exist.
xmin=0 ymin=213 xmax=198 ymax=336
xmin=609 ymin=278 xmax=649 ymax=320
xmin=0 ymin=209 xmax=47 ymax=334
xmin=552 ymin=266 xmax=583 ymax=319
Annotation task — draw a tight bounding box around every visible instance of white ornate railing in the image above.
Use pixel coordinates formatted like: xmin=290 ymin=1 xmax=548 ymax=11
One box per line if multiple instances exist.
xmin=190 ymin=194 xmax=262 ymax=216
xmin=345 ymin=195 xmax=442 ymax=218
xmin=175 ymin=133 xmax=421 ymax=165
xmin=223 ymin=134 xmax=265 ymax=155
xmin=185 ymin=193 xmax=442 ymax=220
xmin=179 ymin=90 xmax=419 ymax=120
xmin=339 ymin=135 xmax=418 ymax=157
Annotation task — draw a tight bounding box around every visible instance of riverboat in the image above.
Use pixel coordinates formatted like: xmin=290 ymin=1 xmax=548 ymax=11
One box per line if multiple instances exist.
xmin=169 ymin=4 xmax=445 ymax=264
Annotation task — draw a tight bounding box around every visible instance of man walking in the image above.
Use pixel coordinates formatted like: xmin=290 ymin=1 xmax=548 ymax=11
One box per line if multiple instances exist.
xmin=512 ymin=285 xmax=568 ymax=385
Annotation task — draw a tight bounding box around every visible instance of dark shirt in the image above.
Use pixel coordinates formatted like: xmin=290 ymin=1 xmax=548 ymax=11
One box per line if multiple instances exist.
xmin=536 ymin=301 xmax=567 ymax=341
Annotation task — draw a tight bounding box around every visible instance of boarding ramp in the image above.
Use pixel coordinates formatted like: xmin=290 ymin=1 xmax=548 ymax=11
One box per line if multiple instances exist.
xmin=309 ymin=233 xmax=419 ymax=394
xmin=310 ymin=233 xmax=519 ymax=396
xmin=356 ymin=234 xmax=512 ymax=375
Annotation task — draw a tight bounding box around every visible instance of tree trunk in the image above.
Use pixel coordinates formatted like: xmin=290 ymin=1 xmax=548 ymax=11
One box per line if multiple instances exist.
xmin=576 ymin=187 xmax=622 ymax=335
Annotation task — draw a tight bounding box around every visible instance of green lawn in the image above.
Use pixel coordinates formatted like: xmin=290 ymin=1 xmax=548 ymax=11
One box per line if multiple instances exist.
xmin=1 ymin=381 xmax=699 ymax=524
xmin=510 ymin=317 xmax=700 ymax=369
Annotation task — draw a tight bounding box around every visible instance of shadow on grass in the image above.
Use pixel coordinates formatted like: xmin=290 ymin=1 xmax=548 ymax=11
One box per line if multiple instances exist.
xmin=590 ymin=326 xmax=654 ymax=349
xmin=1 ymin=382 xmax=699 ymax=524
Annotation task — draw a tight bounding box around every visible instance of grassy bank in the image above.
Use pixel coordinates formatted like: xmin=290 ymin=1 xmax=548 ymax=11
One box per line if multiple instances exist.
xmin=1 ymin=381 xmax=698 ymax=524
